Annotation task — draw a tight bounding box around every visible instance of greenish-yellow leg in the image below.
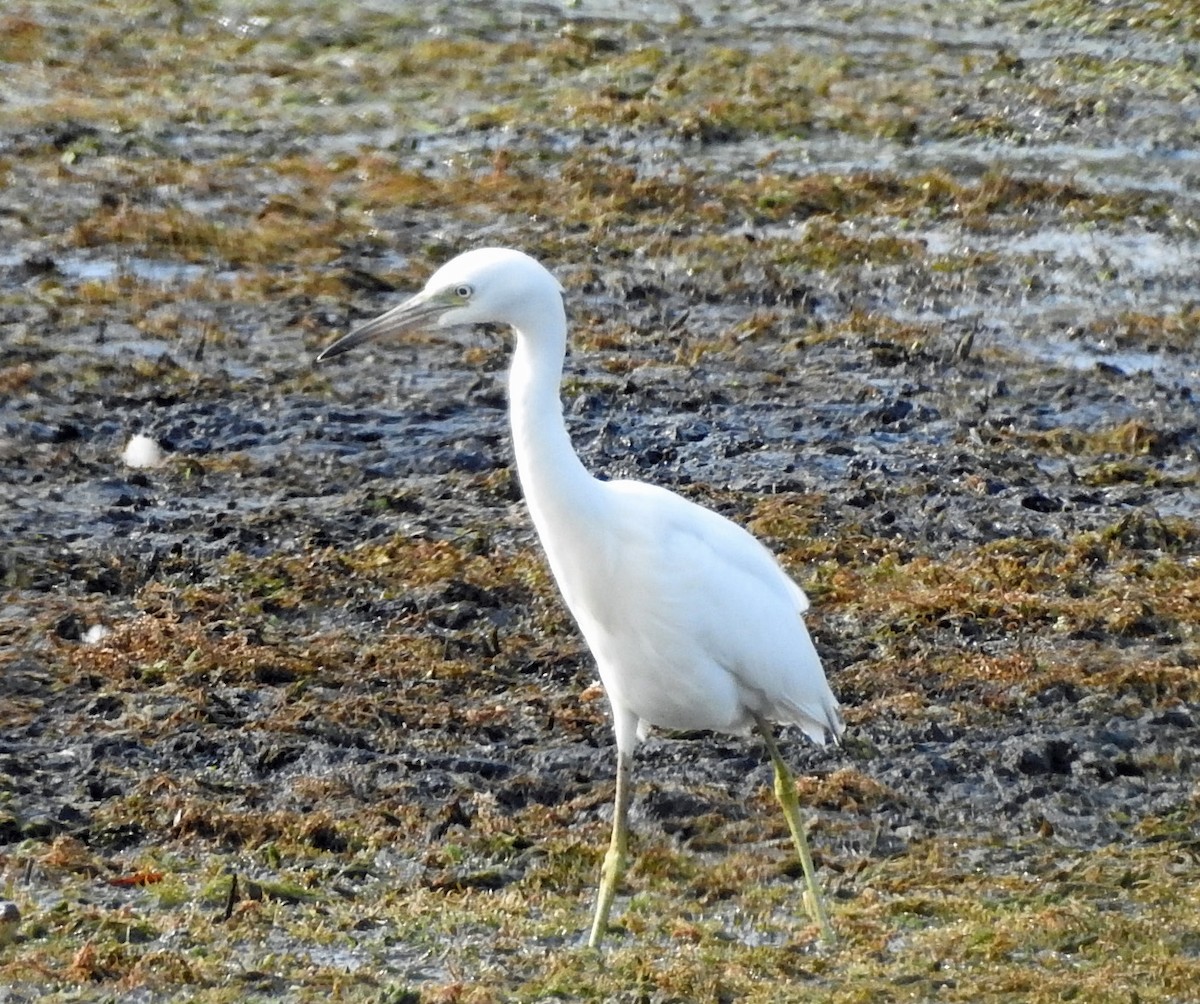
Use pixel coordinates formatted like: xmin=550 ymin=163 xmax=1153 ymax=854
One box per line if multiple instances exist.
xmin=587 ymin=749 xmax=632 ymax=949
xmin=754 ymin=715 xmax=836 ymax=945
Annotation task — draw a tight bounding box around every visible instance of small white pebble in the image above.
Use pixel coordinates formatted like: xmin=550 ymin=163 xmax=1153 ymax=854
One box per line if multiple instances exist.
xmin=82 ymin=624 xmax=111 ymax=645
xmin=122 ymin=434 xmax=164 ymax=469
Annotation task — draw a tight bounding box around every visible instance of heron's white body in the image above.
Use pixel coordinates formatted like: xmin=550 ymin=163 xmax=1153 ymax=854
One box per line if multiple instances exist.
xmin=547 ymin=479 xmax=836 ymax=746
xmin=319 ymin=246 xmax=843 ymax=946
xmin=490 ymin=247 xmax=842 ymax=756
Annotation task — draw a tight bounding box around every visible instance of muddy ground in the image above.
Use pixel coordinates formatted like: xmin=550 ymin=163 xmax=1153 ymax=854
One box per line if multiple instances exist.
xmin=1 ymin=1 xmax=1199 ymax=1002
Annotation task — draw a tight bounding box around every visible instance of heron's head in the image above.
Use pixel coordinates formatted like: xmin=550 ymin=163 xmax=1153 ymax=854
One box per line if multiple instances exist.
xmin=317 ymin=247 xmax=565 ymax=362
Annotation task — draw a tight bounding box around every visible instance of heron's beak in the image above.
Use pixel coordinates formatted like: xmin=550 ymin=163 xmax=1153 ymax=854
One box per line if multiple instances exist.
xmin=316 ymin=289 xmax=449 ymax=362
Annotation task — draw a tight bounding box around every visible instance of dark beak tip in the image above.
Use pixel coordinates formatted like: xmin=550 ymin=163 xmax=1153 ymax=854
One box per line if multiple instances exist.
xmin=315 ymin=339 xmax=356 ymax=363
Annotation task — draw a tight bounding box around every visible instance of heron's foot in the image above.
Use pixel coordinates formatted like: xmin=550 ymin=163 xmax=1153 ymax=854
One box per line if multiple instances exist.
xmin=802 ymin=887 xmax=835 ymax=943
xmin=587 ymin=844 xmax=625 ymax=949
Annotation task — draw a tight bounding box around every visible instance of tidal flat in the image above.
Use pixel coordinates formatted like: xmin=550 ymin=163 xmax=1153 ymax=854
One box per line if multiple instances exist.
xmin=1 ymin=1 xmax=1199 ymax=1001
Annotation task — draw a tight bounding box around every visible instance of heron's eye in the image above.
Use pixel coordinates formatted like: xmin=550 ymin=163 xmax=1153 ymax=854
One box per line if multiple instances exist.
xmin=455 ymin=284 xmax=472 ymax=299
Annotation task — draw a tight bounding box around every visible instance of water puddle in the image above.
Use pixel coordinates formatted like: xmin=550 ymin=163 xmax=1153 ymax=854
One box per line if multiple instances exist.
xmin=0 ymin=251 xmax=238 ymax=286
xmin=64 ymin=257 xmax=209 ymax=284
xmin=899 ymin=221 xmax=1200 ymax=385
xmin=1004 ymin=335 xmax=1193 ymax=382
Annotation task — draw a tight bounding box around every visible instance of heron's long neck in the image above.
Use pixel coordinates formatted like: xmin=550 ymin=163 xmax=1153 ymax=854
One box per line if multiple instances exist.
xmin=508 ymin=325 xmax=600 ymax=538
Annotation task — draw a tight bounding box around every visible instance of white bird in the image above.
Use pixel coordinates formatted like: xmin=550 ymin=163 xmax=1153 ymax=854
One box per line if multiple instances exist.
xmin=318 ymin=247 xmax=843 ymax=947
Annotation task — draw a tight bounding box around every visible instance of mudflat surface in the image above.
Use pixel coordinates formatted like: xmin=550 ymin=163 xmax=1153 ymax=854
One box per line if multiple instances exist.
xmin=1 ymin=2 xmax=1199 ymax=1001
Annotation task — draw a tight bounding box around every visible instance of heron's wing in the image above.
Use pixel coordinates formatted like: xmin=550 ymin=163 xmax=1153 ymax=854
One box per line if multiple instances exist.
xmin=609 ymin=479 xmax=808 ymax=613
xmin=605 ymin=481 xmax=840 ymax=741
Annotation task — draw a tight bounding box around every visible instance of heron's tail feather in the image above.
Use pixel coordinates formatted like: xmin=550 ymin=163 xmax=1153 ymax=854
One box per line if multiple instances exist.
xmin=779 ymin=693 xmax=844 ymax=746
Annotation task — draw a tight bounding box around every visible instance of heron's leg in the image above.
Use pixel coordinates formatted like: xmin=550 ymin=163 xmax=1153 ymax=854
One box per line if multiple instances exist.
xmin=753 ymin=714 xmax=835 ymax=945
xmin=587 ymin=748 xmax=633 ymax=949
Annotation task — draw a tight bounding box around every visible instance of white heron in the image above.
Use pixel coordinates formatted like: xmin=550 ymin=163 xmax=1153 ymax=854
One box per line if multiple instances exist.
xmin=318 ymin=247 xmax=843 ymax=947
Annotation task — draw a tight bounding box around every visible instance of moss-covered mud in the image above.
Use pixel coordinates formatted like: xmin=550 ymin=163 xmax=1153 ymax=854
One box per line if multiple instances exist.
xmin=2 ymin=1 xmax=1200 ymax=1001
